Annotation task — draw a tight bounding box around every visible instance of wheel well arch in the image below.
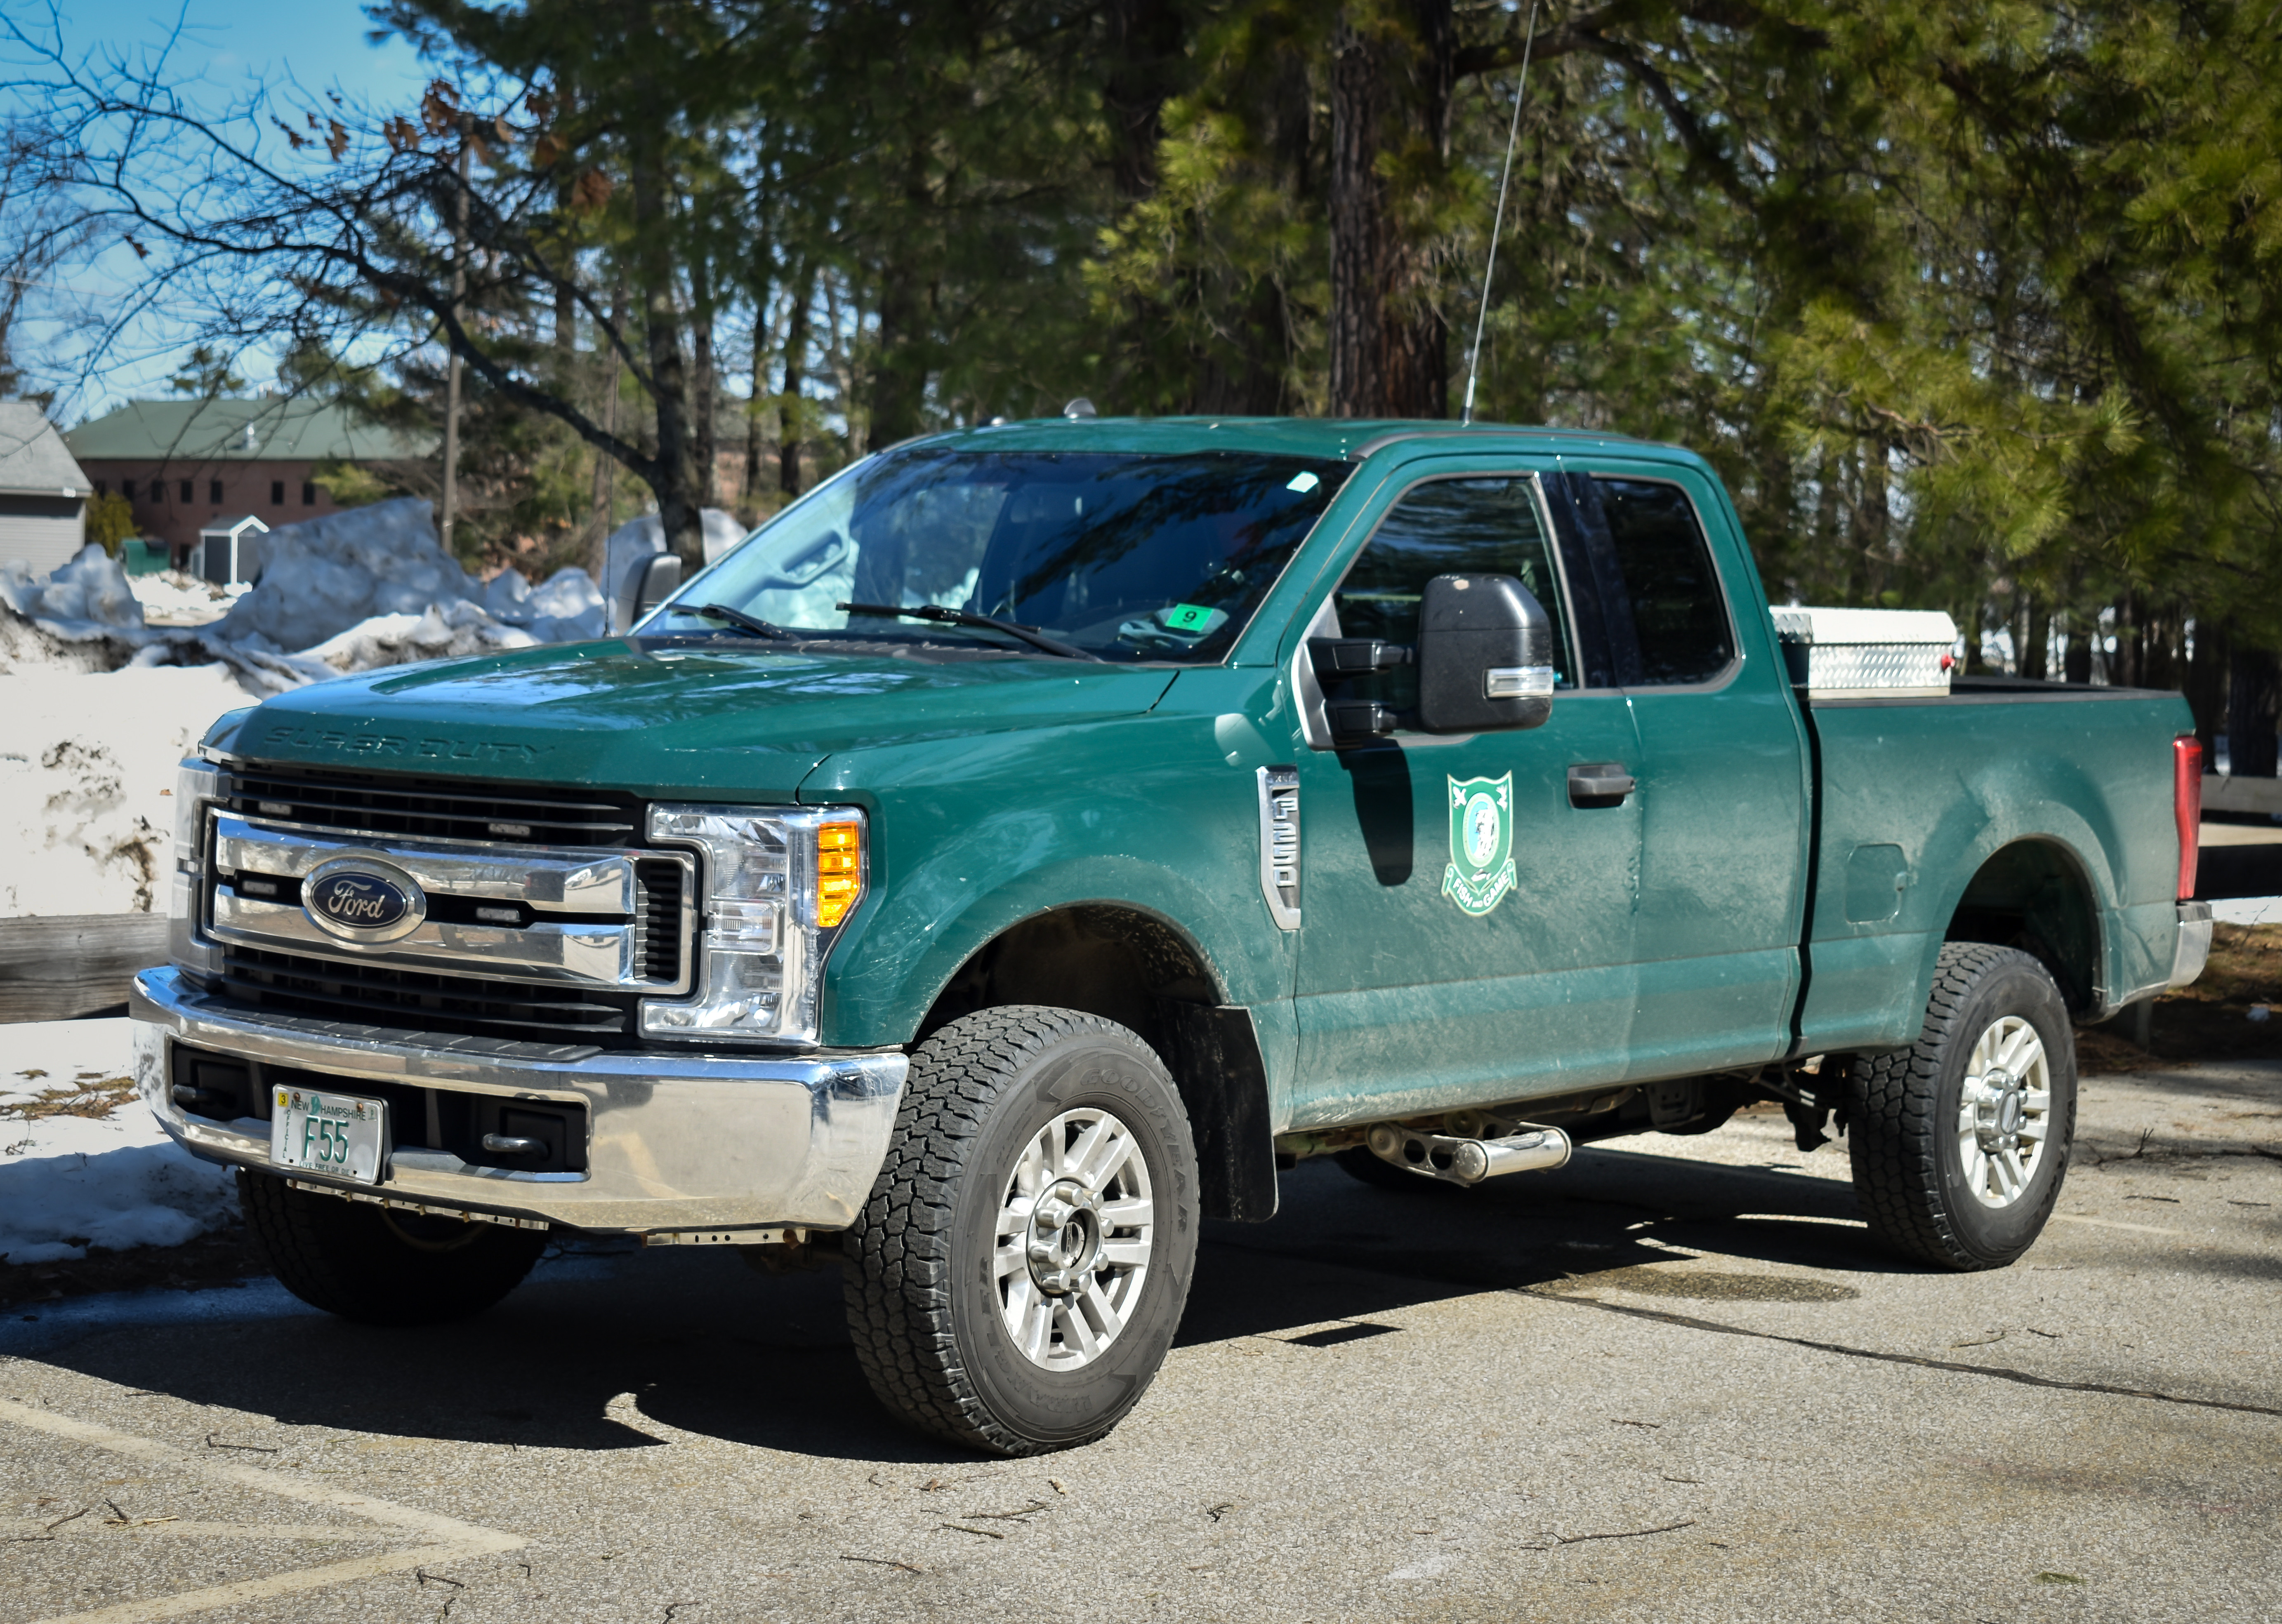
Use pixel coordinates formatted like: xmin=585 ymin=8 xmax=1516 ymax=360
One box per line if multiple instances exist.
xmin=917 ymin=904 xmax=1278 ymax=1222
xmin=1945 ymin=838 xmax=2103 ymax=1014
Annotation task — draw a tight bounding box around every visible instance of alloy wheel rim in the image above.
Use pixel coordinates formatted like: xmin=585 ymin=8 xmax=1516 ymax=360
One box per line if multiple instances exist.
xmin=993 ymin=1107 xmax=1155 ymax=1371
xmin=1956 ymin=1014 xmax=2053 ymax=1209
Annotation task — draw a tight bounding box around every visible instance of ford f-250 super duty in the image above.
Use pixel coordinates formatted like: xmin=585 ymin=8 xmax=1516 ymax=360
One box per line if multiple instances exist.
xmin=133 ymin=417 xmax=2212 ymax=1455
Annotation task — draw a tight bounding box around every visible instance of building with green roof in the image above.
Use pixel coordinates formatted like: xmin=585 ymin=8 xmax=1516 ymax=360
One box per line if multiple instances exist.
xmin=64 ymin=397 xmax=435 ymax=565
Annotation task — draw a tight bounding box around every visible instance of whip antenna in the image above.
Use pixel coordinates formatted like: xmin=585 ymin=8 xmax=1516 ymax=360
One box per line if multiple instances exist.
xmin=1461 ymin=0 xmax=1539 ymax=427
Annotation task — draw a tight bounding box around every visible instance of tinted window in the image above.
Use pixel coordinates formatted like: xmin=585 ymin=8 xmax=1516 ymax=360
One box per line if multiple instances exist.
xmin=1598 ymin=478 xmax=1733 ymax=685
xmin=1331 ymin=478 xmax=1572 ymax=712
xmin=654 ymin=447 xmax=1349 ymax=664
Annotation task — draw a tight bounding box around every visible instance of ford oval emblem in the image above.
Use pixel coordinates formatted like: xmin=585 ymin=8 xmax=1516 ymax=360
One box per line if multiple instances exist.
xmin=303 ymin=857 xmax=428 ymax=944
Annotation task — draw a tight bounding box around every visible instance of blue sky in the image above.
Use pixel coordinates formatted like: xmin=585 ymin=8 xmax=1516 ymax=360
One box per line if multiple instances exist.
xmin=51 ymin=0 xmax=430 ymax=112
xmin=15 ymin=3 xmax=435 ymax=419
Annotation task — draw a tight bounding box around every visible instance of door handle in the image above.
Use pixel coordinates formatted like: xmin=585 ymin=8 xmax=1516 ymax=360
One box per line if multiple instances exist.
xmin=1568 ymin=763 xmax=1636 ymax=806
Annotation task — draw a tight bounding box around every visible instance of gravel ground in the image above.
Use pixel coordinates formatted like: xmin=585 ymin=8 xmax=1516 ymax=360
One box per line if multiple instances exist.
xmin=2 ymin=1061 xmax=2276 ymax=1624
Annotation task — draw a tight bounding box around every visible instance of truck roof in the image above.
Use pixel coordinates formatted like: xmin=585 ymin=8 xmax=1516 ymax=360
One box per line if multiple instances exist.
xmin=916 ymin=416 xmax=1685 ymax=464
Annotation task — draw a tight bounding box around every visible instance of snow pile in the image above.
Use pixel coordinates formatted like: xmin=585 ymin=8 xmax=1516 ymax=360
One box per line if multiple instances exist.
xmin=0 ymin=500 xmax=729 ymax=920
xmin=133 ymin=570 xmax=237 ymax=627
xmin=0 ymin=1019 xmax=235 ymax=1266
xmin=0 ymin=659 xmax=249 ymax=914
xmin=212 ymin=498 xmax=604 ymax=656
xmin=0 ymin=499 xmax=614 ymax=697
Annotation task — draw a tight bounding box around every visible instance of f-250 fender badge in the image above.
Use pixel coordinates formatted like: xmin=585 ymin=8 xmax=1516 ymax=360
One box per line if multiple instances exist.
xmin=1443 ymin=773 xmax=1516 ymax=917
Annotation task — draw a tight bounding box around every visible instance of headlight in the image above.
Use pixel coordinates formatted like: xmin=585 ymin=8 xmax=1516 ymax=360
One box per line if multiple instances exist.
xmin=170 ymin=757 xmax=223 ymax=976
xmin=640 ymin=803 xmax=868 ymax=1044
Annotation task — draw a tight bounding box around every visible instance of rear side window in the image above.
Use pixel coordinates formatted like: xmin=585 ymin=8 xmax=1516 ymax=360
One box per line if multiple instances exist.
xmin=1597 ymin=478 xmax=1734 ymax=685
xmin=1333 ymin=477 xmax=1574 ymax=715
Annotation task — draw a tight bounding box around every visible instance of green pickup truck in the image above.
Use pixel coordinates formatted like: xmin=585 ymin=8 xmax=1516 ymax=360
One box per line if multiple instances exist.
xmin=135 ymin=417 xmax=2213 ymax=1455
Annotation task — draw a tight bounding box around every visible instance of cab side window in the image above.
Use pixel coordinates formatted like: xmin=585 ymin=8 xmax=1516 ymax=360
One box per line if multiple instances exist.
xmin=1596 ymin=478 xmax=1733 ymax=685
xmin=1332 ymin=478 xmax=1572 ymax=713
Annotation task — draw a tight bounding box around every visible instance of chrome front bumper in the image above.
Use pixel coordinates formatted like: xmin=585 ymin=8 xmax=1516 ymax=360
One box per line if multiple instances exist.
xmin=2170 ymin=899 xmax=2214 ymax=989
xmin=130 ymin=967 xmax=907 ymax=1234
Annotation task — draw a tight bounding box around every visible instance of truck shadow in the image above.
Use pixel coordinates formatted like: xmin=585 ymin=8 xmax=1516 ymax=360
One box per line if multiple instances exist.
xmin=1178 ymin=1147 xmax=1910 ymax=1346
xmin=26 ymin=1144 xmax=1920 ymax=1464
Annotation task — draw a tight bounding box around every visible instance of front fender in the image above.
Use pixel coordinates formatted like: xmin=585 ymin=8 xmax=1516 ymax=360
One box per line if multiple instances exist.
xmin=803 ymin=706 xmax=1297 ymax=1050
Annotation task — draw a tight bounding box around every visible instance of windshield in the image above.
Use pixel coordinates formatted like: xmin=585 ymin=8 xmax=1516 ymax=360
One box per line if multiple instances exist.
xmin=647 ymin=446 xmax=1352 ymax=662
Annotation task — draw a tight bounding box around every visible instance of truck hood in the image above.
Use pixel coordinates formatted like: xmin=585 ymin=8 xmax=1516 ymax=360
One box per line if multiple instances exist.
xmin=229 ymin=640 xmax=1180 ymax=799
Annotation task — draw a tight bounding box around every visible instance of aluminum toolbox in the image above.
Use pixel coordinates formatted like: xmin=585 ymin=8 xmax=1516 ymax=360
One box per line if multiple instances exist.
xmin=1770 ymin=606 xmax=1959 ymax=700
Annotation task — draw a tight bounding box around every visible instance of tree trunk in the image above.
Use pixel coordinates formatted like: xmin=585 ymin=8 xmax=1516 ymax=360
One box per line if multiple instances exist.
xmin=2062 ymin=610 xmax=2092 ymax=684
xmin=1104 ymin=0 xmax=1184 ymax=202
xmin=588 ymin=280 xmax=627 ymax=587
xmin=743 ymin=305 xmax=767 ymax=505
xmin=691 ymin=254 xmax=717 ymax=513
xmin=2230 ymin=645 xmax=2280 ymax=777
xmin=868 ymin=145 xmax=934 ymax=450
xmin=2184 ymin=618 xmax=2229 ymax=765
xmin=779 ymin=263 xmax=813 ymax=497
xmin=1328 ymin=0 xmax=1454 ymax=419
xmin=2020 ymin=593 xmax=2051 ymax=681
xmin=629 ymin=132 xmax=701 ymax=568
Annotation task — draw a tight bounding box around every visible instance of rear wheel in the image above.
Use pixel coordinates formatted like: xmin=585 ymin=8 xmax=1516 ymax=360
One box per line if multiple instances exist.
xmin=842 ymin=1007 xmax=1199 ymax=1455
xmin=238 ymin=1169 xmax=547 ymax=1325
xmin=1846 ymin=944 xmax=2077 ymax=1270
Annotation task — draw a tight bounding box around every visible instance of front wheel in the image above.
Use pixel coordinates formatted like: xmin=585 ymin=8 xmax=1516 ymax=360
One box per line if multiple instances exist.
xmin=238 ymin=1169 xmax=547 ymax=1324
xmin=1846 ymin=943 xmax=2078 ymax=1270
xmin=842 ymin=1007 xmax=1200 ymax=1455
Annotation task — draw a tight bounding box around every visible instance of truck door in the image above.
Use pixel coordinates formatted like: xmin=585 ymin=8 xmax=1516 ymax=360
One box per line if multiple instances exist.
xmin=1552 ymin=466 xmax=1808 ymax=1076
xmin=1287 ymin=472 xmax=1645 ymax=1125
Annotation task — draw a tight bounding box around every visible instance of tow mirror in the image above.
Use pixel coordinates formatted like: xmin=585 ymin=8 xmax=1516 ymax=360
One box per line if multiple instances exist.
xmin=1414 ymin=573 xmax=1555 ymax=734
xmin=617 ymin=552 xmax=684 ymax=633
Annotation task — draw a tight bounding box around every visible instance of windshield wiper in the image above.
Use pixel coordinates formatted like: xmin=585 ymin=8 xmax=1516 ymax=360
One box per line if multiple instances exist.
xmin=836 ymin=601 xmax=1103 ymax=662
xmin=684 ymin=602 xmax=797 ymax=641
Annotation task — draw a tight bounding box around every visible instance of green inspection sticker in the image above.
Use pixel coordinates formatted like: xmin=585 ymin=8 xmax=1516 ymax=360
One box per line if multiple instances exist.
xmin=1162 ymin=603 xmax=1217 ymax=632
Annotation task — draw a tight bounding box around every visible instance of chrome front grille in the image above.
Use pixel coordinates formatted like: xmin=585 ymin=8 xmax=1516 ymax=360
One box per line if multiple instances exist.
xmin=193 ymin=765 xmax=693 ymax=1049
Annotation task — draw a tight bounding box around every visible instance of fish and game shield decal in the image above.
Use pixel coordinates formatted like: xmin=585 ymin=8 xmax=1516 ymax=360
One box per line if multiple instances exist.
xmin=1443 ymin=773 xmax=1516 ymax=916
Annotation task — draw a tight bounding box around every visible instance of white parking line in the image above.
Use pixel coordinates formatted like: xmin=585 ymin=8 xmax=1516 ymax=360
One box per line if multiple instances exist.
xmin=0 ymin=1398 xmax=524 ymax=1624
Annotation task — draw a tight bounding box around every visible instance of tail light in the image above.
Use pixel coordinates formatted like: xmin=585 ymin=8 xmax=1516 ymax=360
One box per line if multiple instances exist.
xmin=2173 ymin=735 xmax=2203 ymax=901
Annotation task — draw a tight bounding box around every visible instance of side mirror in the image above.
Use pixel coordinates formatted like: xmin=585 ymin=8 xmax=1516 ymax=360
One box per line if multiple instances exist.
xmin=617 ymin=551 xmax=684 ymax=633
xmin=1415 ymin=573 xmax=1555 ymax=734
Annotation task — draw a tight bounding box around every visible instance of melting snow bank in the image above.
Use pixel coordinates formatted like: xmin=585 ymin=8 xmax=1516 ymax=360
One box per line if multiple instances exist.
xmin=0 ymin=660 xmax=250 ymax=915
xmin=0 ymin=1019 xmax=235 ymax=1267
xmin=0 ymin=500 xmax=618 ymax=914
xmin=0 ymin=497 xmax=610 ymax=696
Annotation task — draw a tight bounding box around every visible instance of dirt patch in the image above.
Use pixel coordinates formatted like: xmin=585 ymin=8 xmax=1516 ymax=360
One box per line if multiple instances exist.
xmin=2 ymin=1072 xmax=137 ymax=1125
xmin=0 ymin=1214 xmax=265 ymax=1312
xmin=2075 ymin=922 xmax=2280 ymax=1074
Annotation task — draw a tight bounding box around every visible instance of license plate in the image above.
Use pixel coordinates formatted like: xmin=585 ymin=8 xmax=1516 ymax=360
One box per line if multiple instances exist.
xmin=270 ymin=1087 xmax=387 ymax=1185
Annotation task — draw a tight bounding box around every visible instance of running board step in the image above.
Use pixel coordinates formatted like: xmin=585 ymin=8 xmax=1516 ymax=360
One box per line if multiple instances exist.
xmin=1365 ymin=1124 xmax=1572 ymax=1186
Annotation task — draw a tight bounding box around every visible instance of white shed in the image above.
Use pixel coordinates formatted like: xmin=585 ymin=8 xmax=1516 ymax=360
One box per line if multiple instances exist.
xmin=198 ymin=514 xmax=269 ymax=586
xmin=0 ymin=403 xmax=91 ymax=576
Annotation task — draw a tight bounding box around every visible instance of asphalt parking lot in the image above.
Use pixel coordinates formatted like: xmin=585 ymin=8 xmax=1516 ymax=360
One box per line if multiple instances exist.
xmin=4 ymin=1058 xmax=2277 ymax=1624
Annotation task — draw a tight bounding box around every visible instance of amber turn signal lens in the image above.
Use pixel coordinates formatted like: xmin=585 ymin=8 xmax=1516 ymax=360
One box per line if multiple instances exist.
xmin=816 ymin=821 xmax=863 ymax=928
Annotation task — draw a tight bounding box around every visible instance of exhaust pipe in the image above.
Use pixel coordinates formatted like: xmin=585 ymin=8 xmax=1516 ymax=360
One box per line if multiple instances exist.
xmin=1366 ymin=1123 xmax=1572 ymax=1186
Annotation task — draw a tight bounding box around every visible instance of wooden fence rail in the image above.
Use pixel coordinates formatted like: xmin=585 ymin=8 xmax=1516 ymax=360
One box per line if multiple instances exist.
xmin=0 ymin=913 xmax=170 ymax=1023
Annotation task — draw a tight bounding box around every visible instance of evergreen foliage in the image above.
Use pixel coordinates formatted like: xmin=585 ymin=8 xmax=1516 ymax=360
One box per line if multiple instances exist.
xmin=2 ymin=0 xmax=2277 ymax=750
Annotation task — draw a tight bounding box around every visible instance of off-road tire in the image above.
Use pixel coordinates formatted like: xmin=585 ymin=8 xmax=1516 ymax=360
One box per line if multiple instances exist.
xmin=238 ymin=1168 xmax=547 ymax=1325
xmin=842 ymin=1007 xmax=1200 ymax=1456
xmin=1846 ymin=943 xmax=2077 ymax=1271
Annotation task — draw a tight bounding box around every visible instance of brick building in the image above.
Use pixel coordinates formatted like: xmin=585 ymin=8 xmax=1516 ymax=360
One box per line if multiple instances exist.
xmin=65 ymin=398 xmax=432 ymax=565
